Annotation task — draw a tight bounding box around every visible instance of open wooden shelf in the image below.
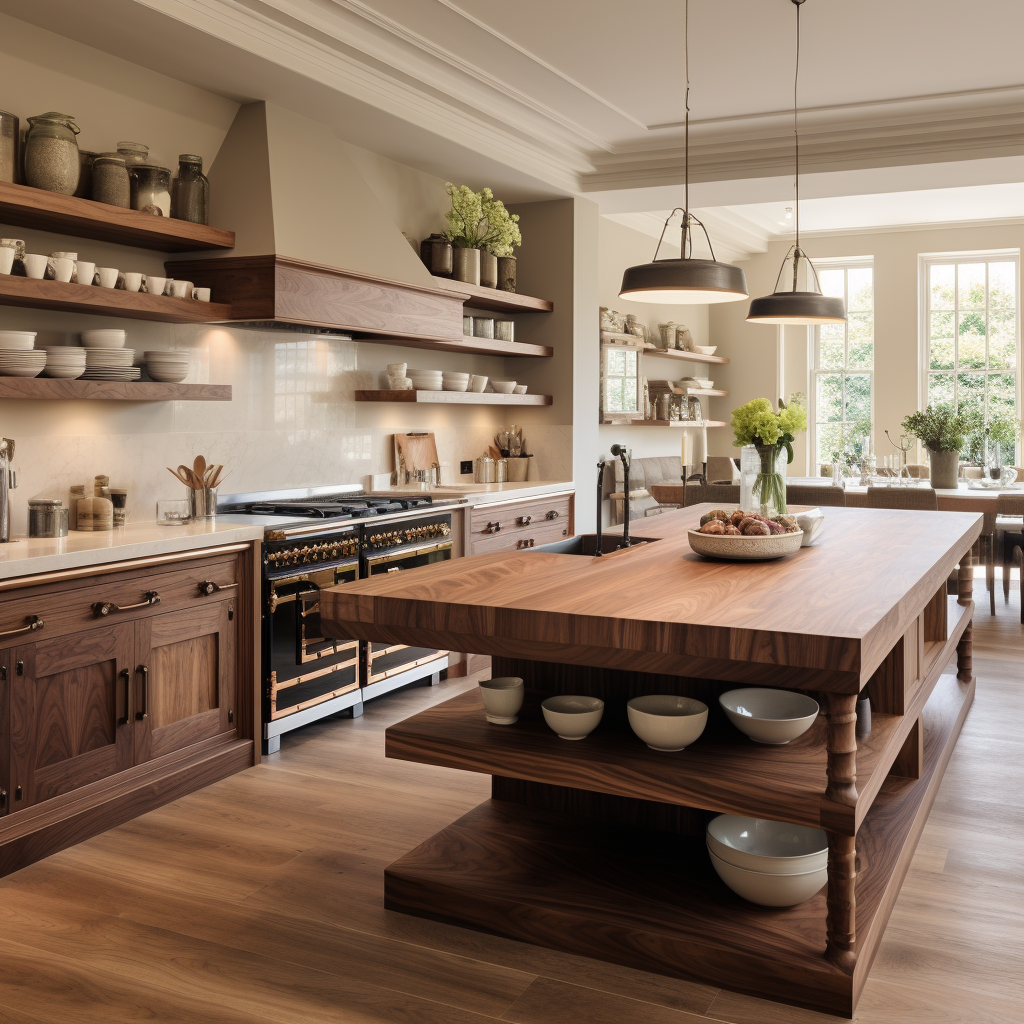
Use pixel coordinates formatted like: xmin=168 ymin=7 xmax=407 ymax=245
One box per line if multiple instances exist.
xmin=627 ymin=419 xmax=728 ymax=428
xmin=645 ymin=347 xmax=730 ymax=366
xmin=0 ymin=379 xmax=231 ymax=401
xmin=431 ymin=276 xmax=553 ymax=313
xmin=0 ymin=275 xmax=233 ymax=323
xmin=351 ymin=333 xmax=552 ymax=359
xmin=0 ymin=181 xmax=235 ymax=252
xmin=356 ymin=389 xmax=552 ymax=406
xmin=385 ymin=671 xmax=974 ymax=1019
xmin=683 ymin=387 xmax=727 ymax=398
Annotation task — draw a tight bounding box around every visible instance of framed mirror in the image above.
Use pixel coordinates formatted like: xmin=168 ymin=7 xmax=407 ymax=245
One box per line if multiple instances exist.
xmin=600 ymin=341 xmax=644 ymax=423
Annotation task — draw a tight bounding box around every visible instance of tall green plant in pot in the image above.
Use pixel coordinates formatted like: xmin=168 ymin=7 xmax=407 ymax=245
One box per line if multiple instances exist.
xmin=731 ymin=398 xmax=807 ymax=515
xmin=901 ymin=404 xmax=972 ymax=489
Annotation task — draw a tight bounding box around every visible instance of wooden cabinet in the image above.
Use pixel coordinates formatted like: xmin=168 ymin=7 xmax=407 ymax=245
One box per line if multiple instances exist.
xmin=0 ymin=648 xmax=9 ymax=817
xmin=467 ymin=491 xmax=574 ymax=556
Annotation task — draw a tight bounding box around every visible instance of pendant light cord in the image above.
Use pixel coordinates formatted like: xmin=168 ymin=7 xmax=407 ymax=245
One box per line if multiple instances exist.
xmin=682 ymin=0 xmax=690 ymax=259
xmin=793 ymin=0 xmax=801 ymax=258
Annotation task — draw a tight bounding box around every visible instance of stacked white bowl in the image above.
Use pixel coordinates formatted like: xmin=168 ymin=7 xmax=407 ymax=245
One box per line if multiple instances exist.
xmin=441 ymin=371 xmax=470 ymax=392
xmin=81 ymin=328 xmax=127 ymax=348
xmin=707 ymin=814 xmax=828 ymax=907
xmin=0 ymin=332 xmax=45 ymax=377
xmin=82 ymin=347 xmax=139 ymax=380
xmin=42 ymin=346 xmax=87 ymax=379
xmin=407 ymin=369 xmax=443 ymax=391
xmin=143 ymin=350 xmax=189 ymax=383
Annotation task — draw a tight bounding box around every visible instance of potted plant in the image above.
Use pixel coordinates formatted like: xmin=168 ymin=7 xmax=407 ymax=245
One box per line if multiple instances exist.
xmin=964 ymin=410 xmax=1020 ymax=467
xmin=442 ymin=183 xmax=522 ymax=289
xmin=901 ymin=404 xmax=973 ymax=488
xmin=481 ymin=192 xmax=522 ymax=292
xmin=731 ymin=397 xmax=807 ymax=515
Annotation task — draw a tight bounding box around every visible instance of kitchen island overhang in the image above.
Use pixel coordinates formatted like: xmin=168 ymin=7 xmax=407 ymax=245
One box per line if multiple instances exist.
xmin=320 ymin=505 xmax=982 ymax=1018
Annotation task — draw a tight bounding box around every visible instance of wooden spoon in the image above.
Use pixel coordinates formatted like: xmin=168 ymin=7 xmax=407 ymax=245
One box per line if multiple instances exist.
xmin=193 ymin=455 xmax=207 ymax=482
xmin=167 ymin=466 xmax=192 ymax=486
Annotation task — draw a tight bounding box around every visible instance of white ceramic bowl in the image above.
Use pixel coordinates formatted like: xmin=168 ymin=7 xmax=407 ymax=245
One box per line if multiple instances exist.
xmin=719 ymin=687 xmax=819 ymax=745
xmin=81 ymin=329 xmax=127 ymax=348
xmin=468 ymin=375 xmax=488 ymax=393
xmin=706 ymin=814 xmax=828 ymax=874
xmin=442 ymin=379 xmax=470 ymax=392
xmin=479 ymin=676 xmax=524 ymax=725
xmin=708 ymin=848 xmax=827 ymax=907
xmin=541 ymin=695 xmax=604 ymax=740
xmin=490 ymin=380 xmax=517 ymax=394
xmin=626 ymin=695 xmax=708 ymax=751
xmin=0 ymin=331 xmax=37 ymax=350
xmin=147 ymin=366 xmax=189 ymax=383
xmin=692 ymin=345 xmax=718 ymax=355
xmin=687 ymin=529 xmax=803 ymax=562
xmin=513 ymin=384 xmax=528 ymax=394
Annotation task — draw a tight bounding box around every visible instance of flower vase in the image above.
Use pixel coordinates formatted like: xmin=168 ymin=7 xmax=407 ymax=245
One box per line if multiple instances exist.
xmin=753 ymin=444 xmax=788 ymax=516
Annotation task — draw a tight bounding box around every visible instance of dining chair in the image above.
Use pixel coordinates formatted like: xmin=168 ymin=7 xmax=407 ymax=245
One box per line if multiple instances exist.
xmin=785 ymin=484 xmax=847 ymax=508
xmin=906 ymin=463 xmax=930 ymax=479
xmin=997 ymin=493 xmax=1024 ymax=602
xmin=865 ymin=487 xmax=938 ymax=511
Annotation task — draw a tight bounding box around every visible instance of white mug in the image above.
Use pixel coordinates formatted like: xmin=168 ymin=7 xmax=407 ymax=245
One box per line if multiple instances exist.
xmin=478 ymin=677 xmax=524 ymax=725
xmin=23 ymin=253 xmax=48 ymax=279
xmin=192 ymin=286 xmax=211 ymax=302
xmin=0 ymin=247 xmax=13 ymax=275
xmin=51 ymin=257 xmax=74 ymax=283
xmin=146 ymin=276 xmax=169 ymax=296
xmin=123 ymin=272 xmax=143 ymax=292
xmin=468 ymin=375 xmax=488 ymax=393
xmin=75 ymin=261 xmax=96 ymax=285
xmin=97 ymin=267 xmax=119 ymax=288
xmin=170 ymin=279 xmax=193 ymax=299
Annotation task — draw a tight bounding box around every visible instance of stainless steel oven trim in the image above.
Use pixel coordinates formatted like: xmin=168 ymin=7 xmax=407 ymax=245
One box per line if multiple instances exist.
xmin=367 ymin=647 xmax=448 ymax=684
xmin=271 ymin=656 xmax=360 ymax=697
xmin=267 ymin=687 xmax=362 ymax=735
xmin=361 ymin=656 xmax=448 ymax=702
xmin=363 ymin=539 xmax=453 ymax=569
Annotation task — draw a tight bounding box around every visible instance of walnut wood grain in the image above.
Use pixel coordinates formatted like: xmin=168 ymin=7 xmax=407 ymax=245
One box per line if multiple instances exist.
xmin=0 ymin=380 xmax=231 ymax=402
xmin=0 ymin=180 xmax=235 ymax=251
xmin=957 ymin=550 xmax=974 ymax=682
xmin=355 ymin=390 xmax=553 ymax=406
xmin=429 ymin=275 xmax=554 ymax=312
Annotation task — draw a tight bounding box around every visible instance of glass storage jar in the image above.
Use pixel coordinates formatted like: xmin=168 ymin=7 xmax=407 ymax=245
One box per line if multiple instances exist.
xmin=24 ymin=112 xmax=81 ymax=194
xmin=91 ymin=155 xmax=130 ymax=208
xmin=130 ymin=163 xmax=171 ymax=216
xmin=170 ymin=154 xmax=208 ymax=224
xmin=116 ymin=141 xmax=150 ymax=167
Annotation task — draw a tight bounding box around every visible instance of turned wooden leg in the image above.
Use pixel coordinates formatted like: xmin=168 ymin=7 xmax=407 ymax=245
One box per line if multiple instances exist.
xmin=824 ymin=692 xmax=858 ymax=969
xmin=957 ymin=549 xmax=974 ymax=682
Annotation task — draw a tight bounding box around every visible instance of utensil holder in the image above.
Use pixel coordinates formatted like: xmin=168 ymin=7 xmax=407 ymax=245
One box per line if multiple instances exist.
xmin=188 ymin=486 xmax=217 ymax=520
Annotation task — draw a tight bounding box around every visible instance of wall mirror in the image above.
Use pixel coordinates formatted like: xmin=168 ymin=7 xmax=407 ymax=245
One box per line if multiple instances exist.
xmin=600 ymin=341 xmax=644 ymax=423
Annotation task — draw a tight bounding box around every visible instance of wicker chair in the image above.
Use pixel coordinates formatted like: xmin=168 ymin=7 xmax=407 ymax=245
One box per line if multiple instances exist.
xmin=865 ymin=487 xmax=938 ymax=511
xmin=683 ymin=483 xmax=741 ymax=507
xmin=785 ymin=484 xmax=847 ymax=508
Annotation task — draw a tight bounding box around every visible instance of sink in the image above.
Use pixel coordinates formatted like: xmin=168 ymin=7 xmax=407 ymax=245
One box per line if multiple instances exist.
xmin=528 ymin=533 xmax=658 ymax=555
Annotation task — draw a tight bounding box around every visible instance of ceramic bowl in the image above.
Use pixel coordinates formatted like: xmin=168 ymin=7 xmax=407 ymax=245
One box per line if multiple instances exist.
xmin=687 ymin=529 xmax=803 ymax=562
xmin=490 ymin=380 xmax=517 ymax=394
xmin=541 ymin=695 xmax=604 ymax=740
xmin=81 ymin=329 xmax=127 ymax=348
xmin=692 ymin=345 xmax=718 ymax=355
xmin=513 ymin=384 xmax=528 ymax=394
xmin=626 ymin=695 xmax=708 ymax=751
xmin=468 ymin=375 xmax=488 ymax=393
xmin=706 ymin=814 xmax=828 ymax=874
xmin=0 ymin=331 xmax=37 ymax=350
xmin=719 ymin=687 xmax=819 ymax=745
xmin=478 ymin=676 xmax=524 ymax=725
xmin=708 ymin=848 xmax=827 ymax=907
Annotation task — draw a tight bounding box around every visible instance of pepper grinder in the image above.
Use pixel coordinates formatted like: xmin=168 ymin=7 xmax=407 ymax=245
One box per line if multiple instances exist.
xmin=0 ymin=438 xmax=16 ymax=543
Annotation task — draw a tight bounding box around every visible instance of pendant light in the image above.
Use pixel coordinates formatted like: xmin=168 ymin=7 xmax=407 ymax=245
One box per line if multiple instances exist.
xmin=746 ymin=0 xmax=846 ymax=325
xmin=619 ymin=0 xmax=747 ymax=304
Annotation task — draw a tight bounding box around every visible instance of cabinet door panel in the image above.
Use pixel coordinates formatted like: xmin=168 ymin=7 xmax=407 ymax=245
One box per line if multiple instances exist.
xmin=10 ymin=624 xmax=134 ymax=809
xmin=0 ymin=649 xmax=9 ymax=817
xmin=135 ymin=601 xmax=235 ymax=764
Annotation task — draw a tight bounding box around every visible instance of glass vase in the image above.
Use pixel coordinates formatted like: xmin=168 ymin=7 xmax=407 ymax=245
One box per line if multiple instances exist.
xmin=753 ymin=443 xmax=787 ymax=516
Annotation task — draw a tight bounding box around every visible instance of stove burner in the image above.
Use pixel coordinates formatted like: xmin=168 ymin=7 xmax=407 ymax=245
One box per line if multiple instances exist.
xmin=226 ymin=491 xmax=436 ymax=521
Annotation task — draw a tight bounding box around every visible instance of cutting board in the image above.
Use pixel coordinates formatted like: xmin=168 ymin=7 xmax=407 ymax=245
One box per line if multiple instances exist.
xmin=394 ymin=432 xmax=440 ymax=477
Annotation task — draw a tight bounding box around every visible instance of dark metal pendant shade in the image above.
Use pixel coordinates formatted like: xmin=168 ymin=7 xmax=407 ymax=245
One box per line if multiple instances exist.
xmin=619 ymin=257 xmax=748 ymax=304
xmin=745 ymin=289 xmax=847 ymax=325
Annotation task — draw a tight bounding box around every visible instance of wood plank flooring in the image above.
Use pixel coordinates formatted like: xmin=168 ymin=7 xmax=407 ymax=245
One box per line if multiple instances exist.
xmin=0 ymin=586 xmax=1021 ymax=1023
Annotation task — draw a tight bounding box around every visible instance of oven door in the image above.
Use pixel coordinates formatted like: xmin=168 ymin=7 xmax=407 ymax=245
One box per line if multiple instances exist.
xmin=266 ymin=562 xmax=360 ymax=721
xmin=362 ymin=539 xmax=452 ymax=685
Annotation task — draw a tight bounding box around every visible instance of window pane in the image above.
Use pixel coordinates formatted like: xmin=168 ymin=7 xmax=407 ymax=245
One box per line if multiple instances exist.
xmin=958 ymin=311 xmax=986 ymax=368
xmin=622 ymin=378 xmax=637 ymax=411
xmin=848 ymin=340 xmax=873 ymax=370
xmin=989 ymin=261 xmax=1016 ymax=309
xmin=816 ymin=373 xmax=843 ymax=421
xmin=957 ymin=372 xmax=986 ymax=415
xmin=989 ymin=309 xmax=1017 ymax=369
xmin=958 ymin=263 xmax=986 ymax=309
xmin=847 ymin=268 xmax=872 ymax=311
xmin=844 ymin=374 xmax=871 ymax=423
xmin=930 ymin=312 xmax=955 ymax=369
xmin=928 ymin=372 xmax=954 ymax=407
xmin=817 ymin=423 xmax=844 ymax=465
xmin=624 ymin=350 xmax=637 ymax=374
xmin=818 ymin=337 xmax=844 ymax=370
xmin=819 ymin=269 xmax=844 ymax=299
xmin=930 ymin=264 xmax=955 ymax=309
xmin=988 ymin=373 xmax=1017 ymax=418
xmin=606 ymin=377 xmax=622 ymax=411
xmin=607 ymin=349 xmax=625 ymax=375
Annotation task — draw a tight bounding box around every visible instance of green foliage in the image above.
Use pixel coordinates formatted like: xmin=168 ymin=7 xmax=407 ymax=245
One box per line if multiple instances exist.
xmin=731 ymin=397 xmax=807 ymax=465
xmin=901 ymin=404 xmax=976 ymax=453
xmin=443 ymin=183 xmax=521 ymax=255
xmin=964 ymin=411 xmax=1021 ymax=463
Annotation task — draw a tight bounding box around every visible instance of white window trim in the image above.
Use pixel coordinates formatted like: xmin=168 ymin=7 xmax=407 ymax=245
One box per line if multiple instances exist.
xmin=918 ymin=249 xmax=1021 ymax=463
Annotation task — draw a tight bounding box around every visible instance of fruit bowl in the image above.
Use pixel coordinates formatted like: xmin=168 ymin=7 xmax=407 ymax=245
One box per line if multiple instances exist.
xmin=687 ymin=529 xmax=803 ymax=561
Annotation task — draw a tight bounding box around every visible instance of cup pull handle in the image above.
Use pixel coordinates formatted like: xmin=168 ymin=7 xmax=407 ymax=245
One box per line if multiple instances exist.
xmin=198 ymin=580 xmax=238 ymax=596
xmin=93 ymin=592 xmax=160 ymax=617
xmin=0 ymin=615 xmax=43 ymax=639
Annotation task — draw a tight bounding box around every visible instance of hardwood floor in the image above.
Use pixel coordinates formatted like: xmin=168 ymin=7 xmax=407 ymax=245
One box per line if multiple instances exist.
xmin=1 ymin=588 xmax=1021 ymax=1023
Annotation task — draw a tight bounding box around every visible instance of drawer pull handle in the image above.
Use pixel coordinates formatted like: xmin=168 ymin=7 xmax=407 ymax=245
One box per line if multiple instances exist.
xmin=0 ymin=615 xmax=43 ymax=639
xmin=136 ymin=665 xmax=149 ymax=720
xmin=198 ymin=580 xmax=238 ymax=596
xmin=516 ymin=515 xmax=533 ymax=526
xmin=93 ymin=592 xmax=160 ymax=617
xmin=545 ymin=510 xmax=560 ymax=520
xmin=118 ymin=668 xmax=130 ymax=726
xmin=516 ymin=538 xmax=535 ymax=549
xmin=485 ymin=521 xmax=502 ymax=534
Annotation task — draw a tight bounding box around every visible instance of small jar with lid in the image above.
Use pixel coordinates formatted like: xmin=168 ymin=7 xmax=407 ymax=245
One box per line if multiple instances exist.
xmin=24 ymin=112 xmax=81 ymax=194
xmin=92 ymin=155 xmax=130 ymax=208
xmin=129 ymin=163 xmax=171 ymax=216
xmin=28 ymin=498 xmax=69 ymax=538
xmin=116 ymin=141 xmax=150 ymax=167
xmin=170 ymin=154 xmax=208 ymax=224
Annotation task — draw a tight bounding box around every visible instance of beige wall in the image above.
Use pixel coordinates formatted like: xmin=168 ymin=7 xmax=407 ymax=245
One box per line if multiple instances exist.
xmin=710 ymin=222 xmax=1024 ymax=469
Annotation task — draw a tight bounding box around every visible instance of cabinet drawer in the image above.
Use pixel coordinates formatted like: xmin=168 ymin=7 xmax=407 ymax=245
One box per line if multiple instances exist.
xmin=471 ymin=494 xmax=572 ymax=539
xmin=0 ymin=553 xmax=241 ymax=644
xmin=471 ymin=520 xmax=570 ymax=555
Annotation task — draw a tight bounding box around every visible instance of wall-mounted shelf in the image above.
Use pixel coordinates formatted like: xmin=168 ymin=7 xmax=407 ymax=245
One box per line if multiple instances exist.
xmin=628 ymin=419 xmax=727 ymax=428
xmin=683 ymin=388 xmax=727 ymax=398
xmin=0 ymin=379 xmax=231 ymax=401
xmin=356 ymin=389 xmax=552 ymax=406
xmin=431 ymin=276 xmax=554 ymax=313
xmin=0 ymin=181 xmax=235 ymax=252
xmin=645 ymin=347 xmax=730 ymax=366
xmin=0 ymin=275 xmax=233 ymax=323
xmin=353 ymin=333 xmax=552 ymax=359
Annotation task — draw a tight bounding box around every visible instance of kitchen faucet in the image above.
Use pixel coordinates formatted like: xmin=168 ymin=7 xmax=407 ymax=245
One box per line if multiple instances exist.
xmin=0 ymin=438 xmax=16 ymax=543
xmin=595 ymin=457 xmax=606 ymax=557
xmin=610 ymin=443 xmax=631 ymax=547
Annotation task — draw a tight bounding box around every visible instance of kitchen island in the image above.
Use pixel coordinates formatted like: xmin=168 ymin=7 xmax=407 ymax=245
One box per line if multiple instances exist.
xmin=320 ymin=504 xmax=982 ymax=1017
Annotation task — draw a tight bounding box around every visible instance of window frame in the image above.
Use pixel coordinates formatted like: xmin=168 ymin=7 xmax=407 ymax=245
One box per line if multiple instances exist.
xmin=918 ymin=250 xmax=1021 ymax=463
xmin=808 ymin=257 xmax=875 ymax=471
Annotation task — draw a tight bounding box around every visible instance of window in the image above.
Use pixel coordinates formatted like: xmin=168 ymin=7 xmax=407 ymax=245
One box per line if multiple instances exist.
xmin=812 ymin=261 xmax=873 ymax=468
xmin=922 ymin=253 xmax=1019 ymax=455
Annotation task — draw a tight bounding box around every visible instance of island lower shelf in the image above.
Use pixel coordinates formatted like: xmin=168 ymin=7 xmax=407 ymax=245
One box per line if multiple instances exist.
xmin=385 ymin=671 xmax=973 ymax=1018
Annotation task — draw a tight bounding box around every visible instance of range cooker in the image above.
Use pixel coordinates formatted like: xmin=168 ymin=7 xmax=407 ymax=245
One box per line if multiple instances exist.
xmin=219 ymin=486 xmax=458 ymax=753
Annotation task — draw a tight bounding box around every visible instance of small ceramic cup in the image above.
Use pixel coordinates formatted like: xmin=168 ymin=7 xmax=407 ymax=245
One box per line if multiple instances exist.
xmin=123 ymin=272 xmax=143 ymax=293
xmin=96 ymin=267 xmax=119 ymax=288
xmin=0 ymin=247 xmax=13 ymax=275
xmin=513 ymin=384 xmax=527 ymax=394
xmin=468 ymin=375 xmax=488 ymax=393
xmin=51 ymin=257 xmax=74 ymax=282
xmin=192 ymin=286 xmax=211 ymax=302
xmin=146 ymin=276 xmax=169 ymax=296
xmin=170 ymin=279 xmax=193 ymax=299
xmin=479 ymin=677 xmax=524 ymax=725
xmin=387 ymin=362 xmax=407 ymax=376
xmin=23 ymin=254 xmax=48 ymax=279
xmin=75 ymin=261 xmax=96 ymax=285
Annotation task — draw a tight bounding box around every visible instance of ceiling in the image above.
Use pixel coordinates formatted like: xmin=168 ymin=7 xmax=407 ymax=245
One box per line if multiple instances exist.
xmin=6 ymin=0 xmax=1024 ymax=230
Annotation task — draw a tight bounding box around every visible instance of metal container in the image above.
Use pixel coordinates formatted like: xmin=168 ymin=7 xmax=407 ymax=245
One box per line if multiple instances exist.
xmin=493 ymin=319 xmax=514 ymax=342
xmin=452 ymin=246 xmax=480 ymax=285
xmin=188 ymin=486 xmax=217 ymax=520
xmin=472 ymin=317 xmax=495 ymax=339
xmin=479 ymin=250 xmax=498 ymax=289
xmin=474 ymin=455 xmax=494 ymax=483
xmin=28 ymin=498 xmax=69 ymax=538
xmin=420 ymin=233 xmax=453 ymax=277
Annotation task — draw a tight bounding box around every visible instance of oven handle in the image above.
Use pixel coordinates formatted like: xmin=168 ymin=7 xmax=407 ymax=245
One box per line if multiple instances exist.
xmin=363 ymin=539 xmax=453 ymax=570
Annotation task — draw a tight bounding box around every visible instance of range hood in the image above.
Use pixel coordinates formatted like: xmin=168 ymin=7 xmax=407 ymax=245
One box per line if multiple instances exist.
xmin=167 ymin=102 xmax=466 ymax=344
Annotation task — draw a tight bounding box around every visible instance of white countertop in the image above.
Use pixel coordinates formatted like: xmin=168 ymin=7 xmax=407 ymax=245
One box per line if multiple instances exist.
xmin=379 ymin=480 xmax=574 ymax=505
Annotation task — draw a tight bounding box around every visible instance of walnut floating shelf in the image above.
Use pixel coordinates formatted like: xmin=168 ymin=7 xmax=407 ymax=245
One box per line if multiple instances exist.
xmin=683 ymin=388 xmax=728 ymax=398
xmin=356 ymin=390 xmax=552 ymax=406
xmin=431 ymin=276 xmax=554 ymax=313
xmin=0 ymin=275 xmax=233 ymax=324
xmin=645 ymin=348 xmax=730 ymax=365
xmin=352 ymin=333 xmax=552 ymax=359
xmin=0 ymin=181 xmax=235 ymax=252
xmin=0 ymin=379 xmax=231 ymax=402
xmin=630 ymin=419 xmax=727 ymax=428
